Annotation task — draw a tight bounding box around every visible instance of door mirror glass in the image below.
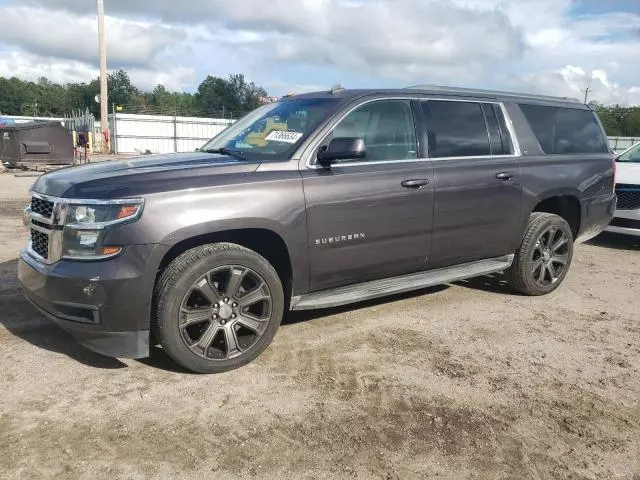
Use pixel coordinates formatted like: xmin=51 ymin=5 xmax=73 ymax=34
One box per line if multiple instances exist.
xmin=317 ymin=137 xmax=366 ymax=167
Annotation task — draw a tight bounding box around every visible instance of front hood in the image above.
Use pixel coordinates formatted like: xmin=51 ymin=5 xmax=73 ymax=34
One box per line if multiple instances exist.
xmin=31 ymin=152 xmax=261 ymax=199
xmin=616 ymin=161 xmax=640 ymax=186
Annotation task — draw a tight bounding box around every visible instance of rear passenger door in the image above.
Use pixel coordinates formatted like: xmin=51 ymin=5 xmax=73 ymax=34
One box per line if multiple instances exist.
xmin=423 ymin=100 xmax=523 ymax=266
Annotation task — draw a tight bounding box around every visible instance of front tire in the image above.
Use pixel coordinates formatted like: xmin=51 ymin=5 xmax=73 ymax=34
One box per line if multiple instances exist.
xmin=155 ymin=243 xmax=284 ymax=373
xmin=505 ymin=213 xmax=574 ymax=296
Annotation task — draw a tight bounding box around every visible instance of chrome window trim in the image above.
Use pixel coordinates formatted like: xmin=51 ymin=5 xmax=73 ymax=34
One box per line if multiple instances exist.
xmin=311 ymin=158 xmax=430 ymax=169
xmin=303 ymin=96 xmax=522 ymax=169
xmin=304 ymin=96 xmax=424 ymax=169
xmin=429 ymin=154 xmax=522 ymax=162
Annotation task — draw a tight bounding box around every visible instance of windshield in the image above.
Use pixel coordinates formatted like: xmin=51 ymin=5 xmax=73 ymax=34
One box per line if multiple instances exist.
xmin=617 ymin=142 xmax=640 ymax=163
xmin=200 ymin=98 xmax=340 ymax=160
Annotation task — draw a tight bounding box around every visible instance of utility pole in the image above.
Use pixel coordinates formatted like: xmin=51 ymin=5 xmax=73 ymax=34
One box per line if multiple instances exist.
xmin=97 ymin=0 xmax=109 ymax=153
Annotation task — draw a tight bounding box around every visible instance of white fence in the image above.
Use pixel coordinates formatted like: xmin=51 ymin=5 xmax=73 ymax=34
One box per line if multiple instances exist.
xmin=0 ymin=115 xmax=66 ymax=125
xmin=609 ymin=136 xmax=640 ymax=153
xmin=111 ymin=113 xmax=235 ymax=155
xmin=4 ymin=112 xmax=639 ymax=156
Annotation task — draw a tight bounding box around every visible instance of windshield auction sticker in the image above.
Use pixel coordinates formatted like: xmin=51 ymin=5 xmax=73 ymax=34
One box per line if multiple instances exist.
xmin=265 ymin=130 xmax=304 ymax=143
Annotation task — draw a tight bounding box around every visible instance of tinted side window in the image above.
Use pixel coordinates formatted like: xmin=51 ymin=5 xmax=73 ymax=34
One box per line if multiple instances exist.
xmin=423 ymin=101 xmax=491 ymax=158
xmin=331 ymin=100 xmax=417 ymax=162
xmin=518 ymin=104 xmax=609 ymax=154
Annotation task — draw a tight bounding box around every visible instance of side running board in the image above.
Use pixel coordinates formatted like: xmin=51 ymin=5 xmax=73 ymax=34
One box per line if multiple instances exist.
xmin=290 ymin=255 xmax=514 ymax=311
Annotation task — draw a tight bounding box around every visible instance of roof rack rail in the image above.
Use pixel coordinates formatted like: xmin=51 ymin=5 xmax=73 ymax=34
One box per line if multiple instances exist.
xmin=404 ymin=84 xmax=581 ymax=103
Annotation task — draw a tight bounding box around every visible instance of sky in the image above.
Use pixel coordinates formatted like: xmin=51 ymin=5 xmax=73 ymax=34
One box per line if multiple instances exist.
xmin=0 ymin=0 xmax=639 ymax=105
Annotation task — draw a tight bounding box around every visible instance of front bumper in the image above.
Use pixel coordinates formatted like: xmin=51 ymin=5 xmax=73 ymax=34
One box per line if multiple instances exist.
xmin=605 ymin=208 xmax=640 ymax=236
xmin=18 ymin=244 xmax=168 ymax=358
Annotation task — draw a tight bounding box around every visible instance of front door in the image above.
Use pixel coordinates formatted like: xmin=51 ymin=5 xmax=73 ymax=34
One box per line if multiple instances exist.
xmin=422 ymin=99 xmax=523 ymax=266
xmin=301 ymin=99 xmax=435 ymax=292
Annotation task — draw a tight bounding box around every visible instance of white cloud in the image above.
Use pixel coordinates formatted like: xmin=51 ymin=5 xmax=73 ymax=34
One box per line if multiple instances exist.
xmin=3 ymin=0 xmax=640 ymax=105
xmin=20 ymin=0 xmax=525 ymax=72
xmin=0 ymin=51 xmax=98 ymax=85
xmin=127 ymin=67 xmax=197 ymax=92
xmin=0 ymin=50 xmax=195 ymax=92
xmin=505 ymin=66 xmax=640 ymax=106
xmin=0 ymin=6 xmax=184 ymax=67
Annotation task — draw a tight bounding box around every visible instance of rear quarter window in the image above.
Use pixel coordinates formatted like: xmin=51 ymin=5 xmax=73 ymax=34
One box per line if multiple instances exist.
xmin=518 ymin=104 xmax=609 ymax=154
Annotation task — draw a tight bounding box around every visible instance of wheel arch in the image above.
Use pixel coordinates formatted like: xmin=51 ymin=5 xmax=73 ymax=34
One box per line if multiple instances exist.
xmin=531 ymin=194 xmax=582 ymax=239
xmin=522 ymin=189 xmax=582 ymax=240
xmin=156 ymin=221 xmax=304 ymax=303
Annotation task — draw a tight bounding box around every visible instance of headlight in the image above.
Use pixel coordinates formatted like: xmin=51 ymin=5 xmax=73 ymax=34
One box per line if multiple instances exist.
xmin=62 ymin=200 xmax=143 ymax=260
xmin=67 ymin=203 xmax=143 ymax=226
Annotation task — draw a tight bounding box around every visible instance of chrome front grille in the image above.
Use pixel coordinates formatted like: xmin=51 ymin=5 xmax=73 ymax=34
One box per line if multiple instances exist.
xmin=31 ymin=196 xmax=55 ymax=218
xmin=25 ymin=193 xmax=63 ymax=264
xmin=615 ymin=184 xmax=640 ymax=210
xmin=30 ymin=229 xmax=49 ymax=259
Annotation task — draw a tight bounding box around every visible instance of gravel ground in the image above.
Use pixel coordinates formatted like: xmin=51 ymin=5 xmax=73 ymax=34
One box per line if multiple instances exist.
xmin=0 ymin=172 xmax=639 ymax=479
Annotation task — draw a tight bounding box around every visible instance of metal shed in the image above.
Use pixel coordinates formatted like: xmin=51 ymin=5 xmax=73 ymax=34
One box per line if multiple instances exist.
xmin=0 ymin=121 xmax=73 ymax=167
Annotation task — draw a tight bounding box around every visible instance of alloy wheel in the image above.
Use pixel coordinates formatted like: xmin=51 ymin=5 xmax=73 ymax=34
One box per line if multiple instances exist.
xmin=531 ymin=226 xmax=570 ymax=288
xmin=178 ymin=265 xmax=273 ymax=360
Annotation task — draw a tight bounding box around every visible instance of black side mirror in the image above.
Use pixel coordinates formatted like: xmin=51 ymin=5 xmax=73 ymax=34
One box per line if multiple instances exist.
xmin=317 ymin=137 xmax=366 ymax=168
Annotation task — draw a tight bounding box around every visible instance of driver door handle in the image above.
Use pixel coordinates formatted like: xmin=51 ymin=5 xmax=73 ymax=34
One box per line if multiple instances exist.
xmin=495 ymin=172 xmax=515 ymax=181
xmin=401 ymin=179 xmax=429 ymax=189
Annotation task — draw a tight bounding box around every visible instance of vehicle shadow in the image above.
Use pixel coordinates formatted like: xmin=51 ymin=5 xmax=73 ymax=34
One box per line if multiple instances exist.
xmin=136 ymin=346 xmax=194 ymax=374
xmin=134 ymin=285 xmax=453 ymax=373
xmin=453 ymin=272 xmax=519 ymax=296
xmin=587 ymin=232 xmax=639 ymax=251
xmin=0 ymin=255 xmax=525 ymax=373
xmin=0 ymin=258 xmax=127 ymax=369
xmin=283 ymin=284 xmax=450 ymax=325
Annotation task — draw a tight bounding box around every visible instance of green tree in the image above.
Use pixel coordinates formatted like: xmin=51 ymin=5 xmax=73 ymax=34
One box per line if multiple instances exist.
xmin=195 ymin=74 xmax=268 ymax=116
xmin=108 ymin=69 xmax=139 ymax=107
xmin=0 ymin=71 xmax=270 ymax=120
xmin=596 ymin=105 xmax=640 ymax=137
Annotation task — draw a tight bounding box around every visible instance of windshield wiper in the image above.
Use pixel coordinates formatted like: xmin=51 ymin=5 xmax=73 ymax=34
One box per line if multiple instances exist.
xmin=202 ymin=148 xmax=247 ymax=161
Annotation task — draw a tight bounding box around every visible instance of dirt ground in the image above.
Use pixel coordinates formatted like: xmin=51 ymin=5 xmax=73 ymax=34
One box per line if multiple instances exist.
xmin=0 ymin=172 xmax=639 ymax=480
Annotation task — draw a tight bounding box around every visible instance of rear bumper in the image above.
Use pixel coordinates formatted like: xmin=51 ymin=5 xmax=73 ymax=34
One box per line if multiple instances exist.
xmin=605 ymin=207 xmax=640 ymax=236
xmin=18 ymin=244 xmax=168 ymax=359
xmin=576 ymin=193 xmax=616 ymax=243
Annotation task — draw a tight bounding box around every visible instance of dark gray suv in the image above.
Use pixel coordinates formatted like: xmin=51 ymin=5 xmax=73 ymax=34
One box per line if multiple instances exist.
xmin=18 ymin=85 xmax=616 ymax=373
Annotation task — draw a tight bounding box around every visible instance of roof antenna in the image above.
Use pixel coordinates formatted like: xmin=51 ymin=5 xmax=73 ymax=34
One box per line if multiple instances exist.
xmin=329 ymin=83 xmax=345 ymax=94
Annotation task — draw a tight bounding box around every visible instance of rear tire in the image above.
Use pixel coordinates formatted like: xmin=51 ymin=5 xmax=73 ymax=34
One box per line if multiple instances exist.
xmin=505 ymin=213 xmax=574 ymax=296
xmin=154 ymin=243 xmax=284 ymax=373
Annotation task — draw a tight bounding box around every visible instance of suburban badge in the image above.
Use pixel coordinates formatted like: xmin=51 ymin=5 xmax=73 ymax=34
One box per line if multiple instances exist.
xmin=315 ymin=233 xmax=366 ymax=245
